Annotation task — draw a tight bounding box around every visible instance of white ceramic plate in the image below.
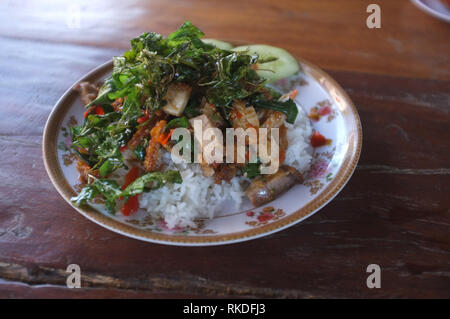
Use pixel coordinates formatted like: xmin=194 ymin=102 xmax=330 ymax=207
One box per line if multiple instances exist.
xmin=43 ymin=56 xmax=362 ymax=246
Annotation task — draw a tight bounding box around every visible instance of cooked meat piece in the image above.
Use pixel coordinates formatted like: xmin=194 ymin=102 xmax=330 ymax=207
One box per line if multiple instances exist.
xmin=74 ymin=81 xmax=100 ymax=106
xmin=257 ymin=109 xmax=268 ymax=122
xmin=189 ymin=113 xmax=214 ymax=135
xmin=259 ymin=110 xmax=288 ymax=165
xmin=279 ymin=124 xmax=288 ymax=164
xmin=127 ymin=124 xmax=151 ymax=151
xmin=214 ymin=163 xmax=237 ymax=184
xmin=143 ymin=139 xmax=160 ymax=172
xmin=245 ymin=165 xmax=303 ymax=207
xmin=201 ymin=163 xmax=215 ymax=178
xmin=127 ymin=111 xmax=166 ymax=150
xmin=261 ymin=110 xmax=286 ymax=129
xmin=75 ymin=160 xmax=99 ymax=184
xmin=230 ymin=100 xmax=259 ymax=129
xmin=111 ymin=97 xmax=124 ymax=112
xmin=202 ymin=102 xmax=225 ymax=128
xmin=143 ymin=120 xmax=166 ymax=172
xmin=76 ymin=160 xmax=90 ymax=184
xmin=162 ymin=83 xmax=192 ymax=116
xmin=189 ymin=114 xmax=223 ymax=165
xmin=228 ymin=100 xmax=259 ymax=165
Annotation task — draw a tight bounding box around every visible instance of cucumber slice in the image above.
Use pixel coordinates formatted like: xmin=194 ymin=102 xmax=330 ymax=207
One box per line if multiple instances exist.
xmin=202 ymin=39 xmax=233 ymax=50
xmin=233 ymin=44 xmax=299 ymax=82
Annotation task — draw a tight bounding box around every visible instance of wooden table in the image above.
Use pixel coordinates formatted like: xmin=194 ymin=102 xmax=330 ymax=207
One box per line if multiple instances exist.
xmin=0 ymin=0 xmax=449 ymax=298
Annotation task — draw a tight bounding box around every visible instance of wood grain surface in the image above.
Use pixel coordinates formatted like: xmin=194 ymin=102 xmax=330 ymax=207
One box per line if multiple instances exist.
xmin=0 ymin=0 xmax=449 ymax=298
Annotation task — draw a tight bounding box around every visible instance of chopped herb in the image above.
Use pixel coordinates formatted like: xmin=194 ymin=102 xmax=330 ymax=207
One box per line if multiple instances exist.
xmin=250 ymin=94 xmax=298 ymax=124
xmin=134 ymin=143 xmax=146 ymax=162
xmin=242 ymin=162 xmax=261 ymax=179
xmin=71 ymin=170 xmax=182 ymax=214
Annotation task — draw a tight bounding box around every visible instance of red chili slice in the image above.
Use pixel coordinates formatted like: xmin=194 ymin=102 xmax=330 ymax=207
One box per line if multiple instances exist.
xmin=121 ymin=196 xmax=139 ymax=216
xmin=120 ymin=167 xmax=140 ymax=216
xmin=84 ymin=105 xmax=104 ymax=118
xmin=137 ymin=114 xmax=149 ymax=124
xmin=94 ymin=105 xmax=104 ymax=115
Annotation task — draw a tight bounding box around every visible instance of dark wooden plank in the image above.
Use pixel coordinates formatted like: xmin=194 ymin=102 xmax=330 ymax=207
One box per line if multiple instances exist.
xmin=0 ymin=279 xmax=214 ymax=299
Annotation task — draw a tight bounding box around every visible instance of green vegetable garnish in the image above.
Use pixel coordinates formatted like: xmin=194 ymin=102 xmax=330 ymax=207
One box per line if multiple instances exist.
xmin=134 ymin=143 xmax=146 ymax=162
xmin=164 ymin=116 xmax=189 ymax=132
xmin=71 ymin=170 xmax=182 ymax=214
xmin=250 ymin=95 xmax=299 ymax=124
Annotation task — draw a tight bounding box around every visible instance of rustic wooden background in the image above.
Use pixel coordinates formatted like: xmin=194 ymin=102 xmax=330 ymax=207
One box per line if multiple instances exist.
xmin=0 ymin=0 xmax=449 ymax=298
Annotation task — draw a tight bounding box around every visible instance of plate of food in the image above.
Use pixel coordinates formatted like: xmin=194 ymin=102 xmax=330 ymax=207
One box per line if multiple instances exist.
xmin=411 ymin=0 xmax=450 ymax=22
xmin=43 ymin=22 xmax=362 ymax=246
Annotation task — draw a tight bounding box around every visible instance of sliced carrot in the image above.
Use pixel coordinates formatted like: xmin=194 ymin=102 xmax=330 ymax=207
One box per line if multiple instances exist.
xmin=150 ymin=119 xmax=168 ymax=145
xmin=157 ymin=128 xmax=175 ymax=146
xmin=150 ymin=120 xmax=167 ymax=140
xmin=121 ymin=196 xmax=138 ymax=216
xmin=94 ymin=105 xmax=104 ymax=115
xmin=84 ymin=105 xmax=104 ymax=118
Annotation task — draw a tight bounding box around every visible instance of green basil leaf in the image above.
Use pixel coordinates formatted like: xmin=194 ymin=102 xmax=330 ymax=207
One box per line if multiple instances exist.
xmin=164 ymin=116 xmax=189 ymax=132
xmin=252 ymin=98 xmax=298 ymax=124
xmin=121 ymin=170 xmax=182 ymax=198
xmin=134 ymin=144 xmax=146 ymax=162
xmin=71 ymin=171 xmax=182 ymax=214
xmin=99 ymin=158 xmax=122 ymax=178
xmin=242 ymin=162 xmax=261 ymax=179
xmin=71 ymin=185 xmax=99 ymax=206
